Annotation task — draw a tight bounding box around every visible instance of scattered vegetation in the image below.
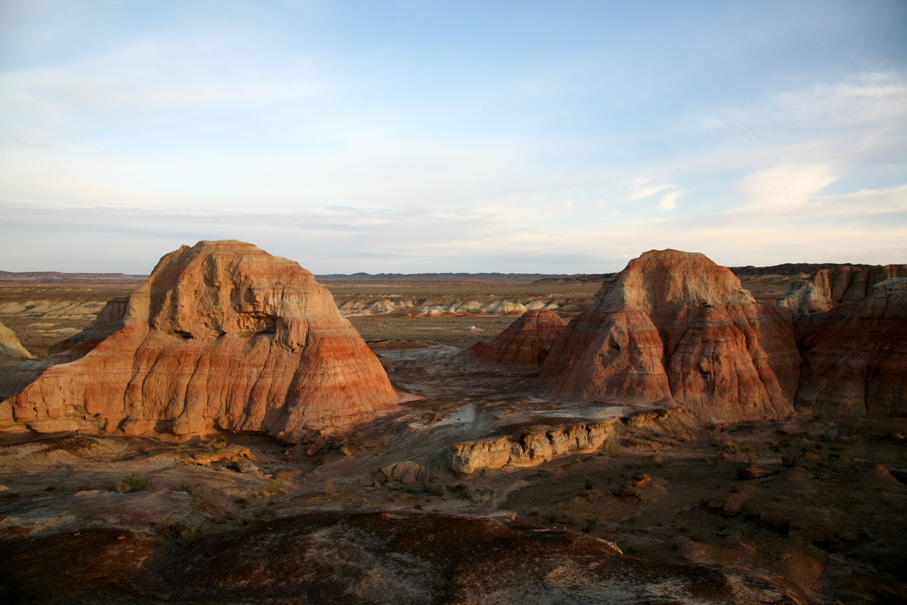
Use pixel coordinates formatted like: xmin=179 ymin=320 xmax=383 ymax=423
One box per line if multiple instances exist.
xmin=600 ymin=441 xmax=622 ymax=457
xmin=745 ymin=446 xmax=757 ymax=464
xmin=449 ymin=482 xmax=473 ymax=500
xmin=176 ymin=528 xmax=199 ymax=545
xmin=254 ymin=480 xmax=286 ymax=498
xmin=114 ymin=472 xmax=150 ymax=493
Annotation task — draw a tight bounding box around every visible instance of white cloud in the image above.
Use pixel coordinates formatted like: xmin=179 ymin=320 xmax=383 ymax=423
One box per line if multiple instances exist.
xmin=738 ymin=164 xmax=838 ymax=210
xmin=659 ymin=190 xmax=683 ymax=210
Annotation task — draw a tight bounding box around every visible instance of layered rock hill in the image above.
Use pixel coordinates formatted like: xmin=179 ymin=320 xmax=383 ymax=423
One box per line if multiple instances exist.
xmin=1 ymin=241 xmax=398 ymax=441
xmin=539 ymin=250 xmax=801 ymax=422
xmin=796 ymin=278 xmax=907 ymax=417
xmin=459 ymin=309 xmax=566 ymax=370
xmin=0 ymin=320 xmax=32 ymax=361
xmin=779 ymin=264 xmax=907 ymax=314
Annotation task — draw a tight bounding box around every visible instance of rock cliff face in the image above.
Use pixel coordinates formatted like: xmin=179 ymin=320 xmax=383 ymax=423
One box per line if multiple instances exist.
xmin=539 ymin=250 xmax=800 ymax=422
xmin=779 ymin=264 xmax=907 ymax=314
xmin=1 ymin=241 xmax=398 ymax=441
xmin=796 ymin=278 xmax=907 ymax=417
xmin=0 ymin=320 xmax=32 ymax=361
xmin=449 ymin=420 xmax=619 ymax=475
xmin=459 ymin=309 xmax=566 ymax=370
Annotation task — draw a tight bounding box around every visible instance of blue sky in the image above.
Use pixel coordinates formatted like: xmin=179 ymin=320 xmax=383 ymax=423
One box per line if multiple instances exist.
xmin=1 ymin=0 xmax=905 ymax=274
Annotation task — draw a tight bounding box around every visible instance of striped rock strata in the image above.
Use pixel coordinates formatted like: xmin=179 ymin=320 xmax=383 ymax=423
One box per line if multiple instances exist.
xmin=796 ymin=277 xmax=907 ymax=417
xmin=1 ymin=241 xmax=398 ymax=441
xmin=459 ymin=309 xmax=566 ymax=370
xmin=539 ymin=250 xmax=801 ymax=422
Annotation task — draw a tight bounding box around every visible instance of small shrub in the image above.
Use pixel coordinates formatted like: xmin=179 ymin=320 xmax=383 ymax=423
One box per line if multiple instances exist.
xmin=722 ymin=442 xmax=740 ymax=456
xmin=745 ymin=446 xmax=757 ymax=464
xmin=623 ymin=438 xmax=640 ymax=448
xmin=403 ymin=485 xmax=418 ymax=494
xmin=601 ymin=442 xmax=622 ymax=457
xmin=450 ymin=482 xmax=473 ymax=500
xmin=254 ymin=480 xmax=286 ymax=498
xmin=651 ymin=454 xmax=665 ymax=467
xmin=427 ymin=483 xmax=446 ymax=498
xmin=174 ymin=484 xmax=191 ymax=493
xmin=176 ymin=528 xmax=198 ymax=545
xmin=800 ymin=437 xmax=818 ymax=455
xmin=114 ymin=472 xmax=150 ymax=493
xmin=234 ymin=496 xmax=249 ymax=507
xmin=323 ymin=481 xmax=337 ymax=497
xmin=214 ymin=435 xmax=229 ymax=445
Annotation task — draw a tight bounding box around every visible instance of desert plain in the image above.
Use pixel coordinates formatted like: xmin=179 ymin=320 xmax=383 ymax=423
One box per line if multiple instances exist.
xmin=0 ymin=243 xmax=905 ymax=604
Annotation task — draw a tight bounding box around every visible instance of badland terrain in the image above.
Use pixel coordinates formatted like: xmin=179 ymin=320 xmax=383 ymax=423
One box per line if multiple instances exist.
xmin=0 ymin=241 xmax=905 ymax=604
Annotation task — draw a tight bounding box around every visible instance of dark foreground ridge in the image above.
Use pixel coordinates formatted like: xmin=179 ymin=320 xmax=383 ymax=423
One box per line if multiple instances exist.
xmin=0 ymin=509 xmax=789 ymax=604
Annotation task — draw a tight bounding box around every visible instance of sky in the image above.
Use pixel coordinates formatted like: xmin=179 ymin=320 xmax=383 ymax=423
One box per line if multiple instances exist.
xmin=1 ymin=0 xmax=906 ymax=274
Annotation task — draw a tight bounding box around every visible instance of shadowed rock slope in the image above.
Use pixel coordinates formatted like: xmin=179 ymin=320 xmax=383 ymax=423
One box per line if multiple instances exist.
xmin=459 ymin=309 xmax=566 ymax=370
xmin=0 ymin=511 xmax=793 ymax=604
xmin=797 ymin=277 xmax=907 ymax=417
xmin=0 ymin=241 xmax=398 ymax=441
xmin=539 ymin=250 xmax=801 ymax=422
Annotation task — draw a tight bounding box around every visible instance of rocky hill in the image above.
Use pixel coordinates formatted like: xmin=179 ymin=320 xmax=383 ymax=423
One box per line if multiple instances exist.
xmin=458 ymin=309 xmax=566 ymax=370
xmin=1 ymin=241 xmax=398 ymax=441
xmin=538 ymin=249 xmax=801 ymax=423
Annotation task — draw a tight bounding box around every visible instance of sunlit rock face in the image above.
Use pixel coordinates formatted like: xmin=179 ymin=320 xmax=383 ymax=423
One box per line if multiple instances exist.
xmin=2 ymin=241 xmax=398 ymax=441
xmin=779 ymin=264 xmax=907 ymax=315
xmin=0 ymin=320 xmax=32 ymax=362
xmin=459 ymin=309 xmax=567 ymax=370
xmin=796 ymin=277 xmax=907 ymax=417
xmin=539 ymin=249 xmax=801 ymax=422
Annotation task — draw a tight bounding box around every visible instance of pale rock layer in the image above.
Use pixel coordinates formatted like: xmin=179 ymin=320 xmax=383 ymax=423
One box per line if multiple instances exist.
xmin=779 ymin=264 xmax=907 ymax=314
xmin=539 ymin=250 xmax=800 ymax=422
xmin=0 ymin=320 xmax=32 ymax=361
xmin=2 ymin=241 xmax=398 ymax=441
xmin=449 ymin=420 xmax=619 ymax=475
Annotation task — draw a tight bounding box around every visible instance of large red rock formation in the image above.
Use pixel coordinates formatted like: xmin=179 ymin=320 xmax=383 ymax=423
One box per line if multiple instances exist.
xmin=779 ymin=264 xmax=907 ymax=314
xmin=1 ymin=241 xmax=398 ymax=441
xmin=0 ymin=320 xmax=32 ymax=361
xmin=460 ymin=309 xmax=566 ymax=370
xmin=796 ymin=277 xmax=907 ymax=417
xmin=539 ymin=250 xmax=801 ymax=422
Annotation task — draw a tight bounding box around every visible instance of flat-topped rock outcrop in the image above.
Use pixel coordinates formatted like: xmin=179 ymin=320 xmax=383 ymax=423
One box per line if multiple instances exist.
xmin=796 ymin=277 xmax=907 ymax=417
xmin=539 ymin=250 xmax=801 ymax=422
xmin=458 ymin=309 xmax=566 ymax=370
xmin=449 ymin=419 xmax=619 ymax=475
xmin=779 ymin=264 xmax=907 ymax=314
xmin=1 ymin=241 xmax=398 ymax=441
